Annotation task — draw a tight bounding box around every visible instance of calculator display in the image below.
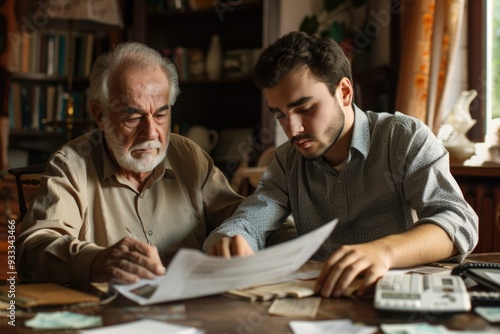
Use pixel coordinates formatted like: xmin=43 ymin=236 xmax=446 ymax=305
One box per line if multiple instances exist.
xmin=381 ymin=292 xmax=420 ymax=300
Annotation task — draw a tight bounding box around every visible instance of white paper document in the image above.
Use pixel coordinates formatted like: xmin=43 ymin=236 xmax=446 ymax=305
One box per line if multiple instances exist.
xmin=486 ymin=271 xmax=500 ymax=285
xmin=112 ymin=219 xmax=338 ymax=305
xmin=289 ymin=319 xmax=377 ymax=334
xmin=79 ymin=319 xmax=199 ymax=334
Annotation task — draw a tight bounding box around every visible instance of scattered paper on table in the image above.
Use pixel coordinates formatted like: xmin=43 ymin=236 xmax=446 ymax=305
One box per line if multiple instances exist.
xmin=475 ymin=306 xmax=500 ymax=323
xmin=381 ymin=323 xmax=449 ymax=333
xmin=486 ymin=271 xmax=500 ymax=285
xmin=289 ymin=319 xmax=377 ymax=334
xmin=290 ymin=270 xmax=321 ymax=280
xmin=268 ymin=297 xmax=321 ymax=318
xmin=113 ymin=220 xmax=338 ymax=305
xmin=24 ymin=311 xmax=102 ymax=330
xmin=78 ymin=318 xmax=200 ymax=334
xmin=226 ymin=280 xmax=316 ymax=301
xmin=388 ymin=266 xmax=451 ymax=276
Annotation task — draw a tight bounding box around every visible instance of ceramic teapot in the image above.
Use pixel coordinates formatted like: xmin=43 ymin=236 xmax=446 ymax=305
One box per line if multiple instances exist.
xmin=186 ymin=125 xmax=219 ymax=154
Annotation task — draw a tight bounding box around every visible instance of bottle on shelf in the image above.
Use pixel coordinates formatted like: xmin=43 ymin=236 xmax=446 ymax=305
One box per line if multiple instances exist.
xmin=206 ymin=34 xmax=222 ymax=80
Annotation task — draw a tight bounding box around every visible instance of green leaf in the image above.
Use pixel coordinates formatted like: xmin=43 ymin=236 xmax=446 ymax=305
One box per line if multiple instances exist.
xmin=299 ymin=15 xmax=319 ymax=34
xmin=328 ymin=21 xmax=346 ymax=42
xmin=324 ymin=0 xmax=345 ymax=12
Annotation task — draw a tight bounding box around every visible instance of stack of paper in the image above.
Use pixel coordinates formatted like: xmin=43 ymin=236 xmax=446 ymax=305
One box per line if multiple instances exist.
xmin=79 ymin=319 xmax=201 ymax=334
xmin=225 ymin=280 xmax=316 ymax=301
xmin=113 ymin=220 xmax=338 ymax=305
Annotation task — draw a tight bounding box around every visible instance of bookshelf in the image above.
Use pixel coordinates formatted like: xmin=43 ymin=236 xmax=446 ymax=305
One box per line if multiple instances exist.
xmin=6 ymin=31 xmax=100 ymax=165
xmin=8 ymin=28 xmax=104 ymax=130
xmin=5 ymin=0 xmax=123 ymax=165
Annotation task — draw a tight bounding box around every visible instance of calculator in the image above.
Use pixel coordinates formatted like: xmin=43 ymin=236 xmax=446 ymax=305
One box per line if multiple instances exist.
xmin=374 ymin=273 xmax=471 ymax=312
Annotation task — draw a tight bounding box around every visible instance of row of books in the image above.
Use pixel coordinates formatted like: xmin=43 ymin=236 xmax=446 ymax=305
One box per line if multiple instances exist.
xmin=162 ymin=47 xmax=206 ymax=81
xmin=12 ymin=30 xmax=95 ymax=77
xmin=8 ymin=82 xmax=90 ymax=131
xmin=161 ymin=46 xmax=260 ymax=81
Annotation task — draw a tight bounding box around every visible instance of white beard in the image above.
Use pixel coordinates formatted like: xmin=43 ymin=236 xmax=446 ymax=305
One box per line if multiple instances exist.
xmin=102 ymin=118 xmax=167 ymax=173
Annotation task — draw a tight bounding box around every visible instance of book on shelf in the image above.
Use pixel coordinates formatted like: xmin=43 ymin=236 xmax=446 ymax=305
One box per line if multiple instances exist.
xmin=19 ymin=85 xmax=31 ymax=130
xmin=162 ymin=46 xmax=215 ymax=81
xmin=31 ymin=86 xmax=40 ymax=130
xmin=8 ymin=83 xmax=21 ymax=130
xmin=57 ymin=32 xmax=67 ymax=76
xmin=29 ymin=31 xmax=41 ymax=73
xmin=36 ymin=86 xmax=47 ymax=131
xmin=11 ymin=30 xmax=95 ymax=77
xmin=46 ymin=34 xmax=56 ymax=75
xmin=20 ymin=31 xmax=30 ymax=74
xmin=8 ymin=83 xmax=90 ymax=131
xmin=45 ymin=86 xmax=57 ymax=122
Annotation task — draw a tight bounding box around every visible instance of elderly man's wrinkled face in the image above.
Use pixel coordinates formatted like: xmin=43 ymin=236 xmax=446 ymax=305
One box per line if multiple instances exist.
xmin=103 ymin=64 xmax=171 ymax=174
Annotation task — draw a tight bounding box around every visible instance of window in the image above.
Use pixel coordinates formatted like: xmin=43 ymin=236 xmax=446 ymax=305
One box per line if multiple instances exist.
xmin=487 ymin=0 xmax=500 ymax=120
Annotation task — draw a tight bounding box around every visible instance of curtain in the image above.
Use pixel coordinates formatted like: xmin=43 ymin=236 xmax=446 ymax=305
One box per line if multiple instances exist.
xmin=0 ymin=0 xmax=18 ymax=170
xmin=395 ymin=0 xmax=468 ymax=134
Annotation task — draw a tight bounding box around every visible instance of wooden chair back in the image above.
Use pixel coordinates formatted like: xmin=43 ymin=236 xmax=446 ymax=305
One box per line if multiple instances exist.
xmin=231 ymin=147 xmax=275 ymax=196
xmin=8 ymin=163 xmax=46 ymax=221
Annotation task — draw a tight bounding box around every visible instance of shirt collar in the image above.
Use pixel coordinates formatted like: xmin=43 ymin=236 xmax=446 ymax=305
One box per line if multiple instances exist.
xmin=101 ymin=142 xmax=117 ymax=180
xmin=162 ymin=155 xmax=176 ymax=180
xmin=350 ymin=104 xmax=370 ymax=159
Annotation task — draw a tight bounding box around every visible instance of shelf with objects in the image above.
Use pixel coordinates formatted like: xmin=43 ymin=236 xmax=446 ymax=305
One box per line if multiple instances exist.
xmin=6 ymin=0 xmax=124 ymax=166
xmin=131 ymin=0 xmax=279 ymax=175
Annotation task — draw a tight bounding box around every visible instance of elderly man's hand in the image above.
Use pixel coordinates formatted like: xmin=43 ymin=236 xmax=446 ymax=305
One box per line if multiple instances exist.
xmin=90 ymin=237 xmax=165 ymax=284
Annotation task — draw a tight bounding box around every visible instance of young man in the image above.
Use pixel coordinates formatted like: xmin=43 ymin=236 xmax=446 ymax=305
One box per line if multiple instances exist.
xmin=17 ymin=42 xmax=243 ymax=284
xmin=204 ymin=31 xmax=478 ymax=298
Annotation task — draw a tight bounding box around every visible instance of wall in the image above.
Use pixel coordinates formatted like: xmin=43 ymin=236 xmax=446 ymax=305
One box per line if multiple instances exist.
xmin=274 ymin=0 xmax=392 ymax=146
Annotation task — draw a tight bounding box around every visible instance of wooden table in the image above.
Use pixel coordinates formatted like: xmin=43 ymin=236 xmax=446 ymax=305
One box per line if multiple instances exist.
xmin=99 ymin=293 xmax=499 ymax=334
xmin=2 ymin=254 xmax=500 ymax=333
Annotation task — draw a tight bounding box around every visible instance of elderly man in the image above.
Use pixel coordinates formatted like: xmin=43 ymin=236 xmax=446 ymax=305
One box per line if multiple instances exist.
xmin=17 ymin=42 xmax=243 ymax=285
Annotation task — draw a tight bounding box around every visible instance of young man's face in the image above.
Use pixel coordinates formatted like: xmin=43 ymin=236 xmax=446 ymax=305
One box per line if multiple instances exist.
xmin=264 ymin=67 xmax=346 ymax=160
xmin=103 ymin=65 xmax=171 ymax=173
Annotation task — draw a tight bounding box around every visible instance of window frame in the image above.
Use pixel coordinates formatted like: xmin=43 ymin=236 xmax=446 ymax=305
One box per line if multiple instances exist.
xmin=467 ymin=0 xmax=487 ymax=141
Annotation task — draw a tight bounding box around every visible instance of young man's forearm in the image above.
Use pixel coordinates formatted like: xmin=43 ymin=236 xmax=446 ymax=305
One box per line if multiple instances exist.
xmin=374 ymin=223 xmax=458 ymax=269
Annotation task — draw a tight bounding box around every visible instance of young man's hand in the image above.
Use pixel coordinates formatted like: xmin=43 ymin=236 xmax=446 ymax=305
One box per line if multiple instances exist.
xmin=314 ymin=243 xmax=391 ymax=298
xmin=209 ymin=235 xmax=254 ymax=258
xmin=90 ymin=237 xmax=165 ymax=284
xmin=314 ymin=223 xmax=457 ymax=298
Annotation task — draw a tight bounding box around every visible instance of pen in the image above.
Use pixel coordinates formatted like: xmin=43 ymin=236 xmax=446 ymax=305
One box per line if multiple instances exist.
xmin=125 ymin=227 xmax=166 ymax=274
